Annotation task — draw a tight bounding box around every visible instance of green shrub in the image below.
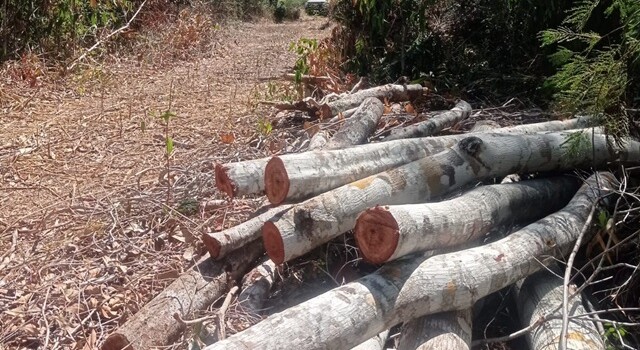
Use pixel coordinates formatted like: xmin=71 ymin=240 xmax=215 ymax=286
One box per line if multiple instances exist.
xmin=272 ymin=0 xmax=305 ymax=23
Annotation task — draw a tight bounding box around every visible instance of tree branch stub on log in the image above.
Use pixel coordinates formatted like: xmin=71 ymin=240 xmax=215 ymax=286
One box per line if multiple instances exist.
xmin=263 ymin=132 xmax=637 ymax=264
xmin=354 ymin=176 xmax=581 ymax=264
xmin=262 ymin=117 xmax=598 ymax=205
xmin=206 ymin=173 xmax=616 ymax=350
xmin=100 ymin=241 xmax=263 ymax=350
xmin=515 ymin=267 xmax=605 ymax=350
xmin=385 ymin=100 xmax=472 ymax=141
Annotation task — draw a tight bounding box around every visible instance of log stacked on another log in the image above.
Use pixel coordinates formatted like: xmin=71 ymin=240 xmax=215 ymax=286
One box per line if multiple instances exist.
xmin=384 ymin=100 xmax=472 ymax=141
xmin=205 ymin=173 xmax=616 ymax=350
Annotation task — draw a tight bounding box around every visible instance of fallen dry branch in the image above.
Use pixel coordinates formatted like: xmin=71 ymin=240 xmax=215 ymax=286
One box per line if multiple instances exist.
xmin=398 ymin=310 xmax=473 ymax=350
xmin=263 ymin=132 xmax=638 ymax=264
xmin=100 ymin=241 xmax=262 ymax=350
xmin=324 ymin=97 xmax=384 ymax=150
xmin=206 ymin=173 xmax=615 ymax=349
xmin=262 ymin=117 xmax=598 ymax=204
xmin=202 ymin=205 xmax=292 ymax=259
xmin=323 ymin=84 xmax=426 ymax=117
xmin=238 ymin=258 xmax=278 ymax=317
xmin=515 ymin=267 xmax=604 ymax=349
xmin=354 ymin=176 xmax=581 ymax=264
xmin=385 ymin=100 xmax=472 ymax=141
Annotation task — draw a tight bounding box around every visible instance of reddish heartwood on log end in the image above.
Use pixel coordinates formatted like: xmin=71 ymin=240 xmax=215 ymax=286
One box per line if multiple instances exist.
xmin=262 ymin=221 xmax=285 ymax=264
xmin=201 ymin=233 xmax=222 ymax=259
xmin=354 ymin=206 xmax=400 ymax=264
xmin=264 ymin=156 xmax=290 ymax=205
xmin=214 ymin=163 xmax=235 ymax=198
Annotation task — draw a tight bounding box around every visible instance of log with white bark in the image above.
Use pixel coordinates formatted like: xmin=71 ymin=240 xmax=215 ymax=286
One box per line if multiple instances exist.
xmin=262 ymin=132 xmax=637 ymax=264
xmin=206 ymin=173 xmax=615 ymax=350
xmin=215 ymin=158 xmax=269 ymax=198
xmin=385 ymin=100 xmax=472 ymax=141
xmin=354 ymin=176 xmax=581 ymax=264
xmin=322 ymin=83 xmax=426 ymax=117
xmin=351 ymin=330 xmax=390 ymax=350
xmin=324 ymin=97 xmax=384 ymax=149
xmin=263 ymin=116 xmax=597 ymax=204
xmin=202 ymin=204 xmax=292 ymax=259
xmin=308 ymin=130 xmax=330 ymax=150
xmin=398 ymin=310 xmax=473 ymax=350
xmin=100 ymin=241 xmax=262 ymax=350
xmin=515 ymin=267 xmax=605 ymax=350
xmin=238 ymin=258 xmax=278 ymax=317
xmin=470 ymin=120 xmax=501 ymax=132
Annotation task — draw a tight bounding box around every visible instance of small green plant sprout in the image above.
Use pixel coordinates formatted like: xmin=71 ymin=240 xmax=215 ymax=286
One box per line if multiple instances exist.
xmin=604 ymin=323 xmax=629 ymax=350
xmin=257 ymin=118 xmax=273 ymax=136
xmin=289 ymin=38 xmax=318 ymax=85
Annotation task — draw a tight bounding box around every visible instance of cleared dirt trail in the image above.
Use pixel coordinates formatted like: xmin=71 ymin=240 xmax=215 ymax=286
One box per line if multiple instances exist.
xmin=0 ymin=16 xmax=330 ymax=349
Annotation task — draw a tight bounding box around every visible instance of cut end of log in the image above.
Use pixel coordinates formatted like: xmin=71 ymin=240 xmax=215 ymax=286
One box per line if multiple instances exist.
xmin=101 ymin=334 xmax=133 ymax=350
xmin=202 ymin=232 xmax=222 ymax=259
xmin=262 ymin=221 xmax=285 ymax=264
xmin=354 ymin=207 xmax=400 ymax=264
xmin=214 ymin=163 xmax=236 ymax=198
xmin=264 ymin=156 xmax=290 ymax=205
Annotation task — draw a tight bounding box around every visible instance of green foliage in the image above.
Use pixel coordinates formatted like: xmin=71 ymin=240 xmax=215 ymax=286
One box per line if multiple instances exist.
xmin=289 ymin=38 xmax=318 ymax=84
xmin=271 ymin=0 xmax=305 ymax=22
xmin=561 ymin=130 xmax=592 ymax=159
xmin=540 ymin=0 xmax=640 ymax=141
xmin=604 ymin=323 xmax=629 ymax=349
xmin=256 ymin=117 xmax=273 ymax=135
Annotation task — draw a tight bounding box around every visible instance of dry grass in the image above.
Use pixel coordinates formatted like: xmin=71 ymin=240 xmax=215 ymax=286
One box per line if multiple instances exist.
xmin=0 ymin=13 xmax=331 ymax=349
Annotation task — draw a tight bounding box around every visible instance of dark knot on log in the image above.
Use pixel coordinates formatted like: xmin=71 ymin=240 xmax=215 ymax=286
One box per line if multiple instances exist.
xmin=459 ymin=136 xmax=484 ymax=156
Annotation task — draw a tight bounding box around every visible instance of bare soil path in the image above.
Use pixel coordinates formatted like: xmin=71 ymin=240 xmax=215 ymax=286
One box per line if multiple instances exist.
xmin=0 ymin=15 xmax=330 ymax=349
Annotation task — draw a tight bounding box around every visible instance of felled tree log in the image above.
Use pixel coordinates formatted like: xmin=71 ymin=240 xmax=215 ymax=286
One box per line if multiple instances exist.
xmin=470 ymin=120 xmax=500 ymax=132
xmin=351 ymin=330 xmax=390 ymax=350
xmin=100 ymin=241 xmax=262 ymax=350
xmin=354 ymin=176 xmax=580 ymax=264
xmin=398 ymin=310 xmax=473 ymax=350
xmin=308 ymin=130 xmax=330 ymax=150
xmin=206 ymin=173 xmax=615 ymax=350
xmin=238 ymin=258 xmax=278 ymax=317
xmin=515 ymin=267 xmax=605 ymax=350
xmin=324 ymin=97 xmax=384 ymax=149
xmin=323 ymin=83 xmax=426 ymax=117
xmin=263 ymin=132 xmax=637 ymax=264
xmin=215 ymin=158 xmax=268 ymax=198
xmin=263 ymin=117 xmax=597 ymax=204
xmin=202 ymin=205 xmax=292 ymax=260
xmin=385 ymin=100 xmax=472 ymax=140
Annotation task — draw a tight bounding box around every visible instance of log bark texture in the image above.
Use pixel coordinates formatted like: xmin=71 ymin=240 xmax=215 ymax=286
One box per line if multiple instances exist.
xmin=215 ymin=158 xmax=268 ymax=198
xmin=385 ymin=100 xmax=472 ymax=140
xmin=263 ymin=132 xmax=637 ymax=264
xmin=324 ymin=97 xmax=384 ymax=150
xmin=351 ymin=330 xmax=389 ymax=350
xmin=308 ymin=130 xmax=330 ymax=150
xmin=202 ymin=205 xmax=292 ymax=260
xmin=263 ymin=117 xmax=597 ymax=204
xmin=238 ymin=258 xmax=278 ymax=316
xmin=100 ymin=241 xmax=262 ymax=350
xmin=206 ymin=173 xmax=615 ymax=350
xmin=354 ymin=176 xmax=580 ymax=264
xmin=324 ymin=84 xmax=425 ymax=117
xmin=398 ymin=310 xmax=473 ymax=350
xmin=515 ymin=267 xmax=605 ymax=350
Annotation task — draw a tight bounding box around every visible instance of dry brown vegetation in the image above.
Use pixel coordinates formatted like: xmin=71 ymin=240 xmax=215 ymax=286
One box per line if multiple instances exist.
xmin=0 ymin=13 xmax=332 ymax=349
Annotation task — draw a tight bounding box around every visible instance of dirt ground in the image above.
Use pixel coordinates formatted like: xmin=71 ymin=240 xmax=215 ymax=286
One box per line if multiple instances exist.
xmin=0 ymin=15 xmax=331 ymax=349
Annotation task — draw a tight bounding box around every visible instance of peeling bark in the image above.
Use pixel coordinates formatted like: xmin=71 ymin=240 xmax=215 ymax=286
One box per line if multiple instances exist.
xmin=206 ymin=173 xmax=615 ymax=350
xmin=100 ymin=241 xmax=262 ymax=350
xmin=385 ymin=100 xmax=472 ymax=140
xmin=515 ymin=267 xmax=605 ymax=350
xmin=263 ymin=117 xmax=597 ymax=204
xmin=263 ymin=132 xmax=637 ymax=264
xmin=202 ymin=205 xmax=292 ymax=259
xmin=398 ymin=310 xmax=473 ymax=350
xmin=354 ymin=176 xmax=581 ymax=264
xmin=323 ymin=84 xmax=425 ymax=117
xmin=324 ymin=97 xmax=384 ymax=150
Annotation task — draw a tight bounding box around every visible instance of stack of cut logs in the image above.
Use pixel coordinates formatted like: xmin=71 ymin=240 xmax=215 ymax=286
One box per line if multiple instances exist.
xmin=101 ymin=83 xmax=640 ymax=350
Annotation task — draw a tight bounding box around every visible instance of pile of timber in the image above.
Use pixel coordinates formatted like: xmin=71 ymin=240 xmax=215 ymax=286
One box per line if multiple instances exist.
xmin=101 ymin=83 xmax=640 ymax=350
